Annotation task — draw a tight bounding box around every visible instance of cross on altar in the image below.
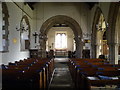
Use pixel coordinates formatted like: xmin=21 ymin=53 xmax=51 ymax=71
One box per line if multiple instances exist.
xmin=33 ymin=32 xmax=38 ymax=43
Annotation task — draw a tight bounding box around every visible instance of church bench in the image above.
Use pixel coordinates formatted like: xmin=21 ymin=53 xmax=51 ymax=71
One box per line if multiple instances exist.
xmin=75 ymin=69 xmax=120 ymax=90
xmin=81 ymin=58 xmax=105 ymax=62
xmin=68 ymin=58 xmax=120 ymax=90
xmin=77 ymin=70 xmax=120 ymax=77
xmin=14 ymin=58 xmax=35 ymax=64
xmin=2 ymin=58 xmax=54 ymax=90
xmin=2 ymin=67 xmax=46 ymax=89
xmin=69 ymin=58 xmax=104 ymax=62
xmin=2 ymin=68 xmax=27 ymax=89
xmin=89 ymin=79 xmax=120 ymax=87
xmin=20 ymin=67 xmax=46 ymax=89
xmin=6 ymin=65 xmax=30 ymax=70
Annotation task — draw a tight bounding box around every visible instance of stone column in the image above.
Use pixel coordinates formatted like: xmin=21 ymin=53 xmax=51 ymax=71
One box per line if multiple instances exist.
xmin=39 ymin=36 xmax=47 ymax=58
xmin=42 ymin=38 xmax=47 ymax=58
xmin=75 ymin=37 xmax=83 ymax=58
xmin=108 ymin=43 xmax=119 ymax=64
xmin=91 ymin=44 xmax=97 ymax=58
xmin=38 ymin=39 xmax=43 ymax=58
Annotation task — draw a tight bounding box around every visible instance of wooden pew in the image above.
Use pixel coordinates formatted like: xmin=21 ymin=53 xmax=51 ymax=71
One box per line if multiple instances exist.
xmin=2 ymin=58 xmax=54 ymax=90
xmin=68 ymin=58 xmax=120 ymax=90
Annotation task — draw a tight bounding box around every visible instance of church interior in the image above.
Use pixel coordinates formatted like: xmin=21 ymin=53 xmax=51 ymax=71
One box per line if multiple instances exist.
xmin=0 ymin=1 xmax=120 ymax=90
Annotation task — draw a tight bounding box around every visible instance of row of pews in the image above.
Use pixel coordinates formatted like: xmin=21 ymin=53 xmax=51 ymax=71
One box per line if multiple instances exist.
xmin=1 ymin=58 xmax=54 ymax=90
xmin=68 ymin=58 xmax=120 ymax=90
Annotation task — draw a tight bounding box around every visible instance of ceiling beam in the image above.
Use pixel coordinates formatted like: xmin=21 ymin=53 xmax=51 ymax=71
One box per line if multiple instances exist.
xmin=26 ymin=2 xmax=35 ymax=10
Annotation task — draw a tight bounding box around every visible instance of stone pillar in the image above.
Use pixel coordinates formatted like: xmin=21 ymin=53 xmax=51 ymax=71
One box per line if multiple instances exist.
xmin=75 ymin=37 xmax=83 ymax=58
xmin=91 ymin=44 xmax=97 ymax=58
xmin=96 ymin=44 xmax=100 ymax=58
xmin=42 ymin=38 xmax=47 ymax=58
xmin=38 ymin=33 xmax=48 ymax=58
xmin=108 ymin=43 xmax=119 ymax=64
xmin=38 ymin=39 xmax=43 ymax=58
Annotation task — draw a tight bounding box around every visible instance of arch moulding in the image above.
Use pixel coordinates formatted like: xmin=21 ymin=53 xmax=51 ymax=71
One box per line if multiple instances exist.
xmin=39 ymin=15 xmax=83 ymax=58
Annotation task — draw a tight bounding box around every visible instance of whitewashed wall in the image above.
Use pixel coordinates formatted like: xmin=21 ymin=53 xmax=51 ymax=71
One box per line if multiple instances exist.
xmin=0 ymin=2 xmax=112 ymax=64
xmin=31 ymin=2 xmax=91 ymax=49
xmin=1 ymin=2 xmax=33 ymax=64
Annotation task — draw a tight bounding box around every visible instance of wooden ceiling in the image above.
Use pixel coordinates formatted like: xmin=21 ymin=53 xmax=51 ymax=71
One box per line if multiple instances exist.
xmin=86 ymin=2 xmax=98 ymax=9
xmin=26 ymin=2 xmax=36 ymax=10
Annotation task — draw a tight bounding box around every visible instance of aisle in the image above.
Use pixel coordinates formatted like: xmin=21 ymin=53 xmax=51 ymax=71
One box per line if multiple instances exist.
xmin=49 ymin=58 xmax=74 ymax=90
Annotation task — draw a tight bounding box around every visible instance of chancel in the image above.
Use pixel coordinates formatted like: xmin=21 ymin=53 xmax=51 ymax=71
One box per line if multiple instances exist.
xmin=0 ymin=1 xmax=120 ymax=90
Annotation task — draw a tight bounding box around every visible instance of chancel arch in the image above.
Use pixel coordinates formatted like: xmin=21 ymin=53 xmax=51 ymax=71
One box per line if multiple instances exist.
xmin=39 ymin=15 xmax=83 ymax=58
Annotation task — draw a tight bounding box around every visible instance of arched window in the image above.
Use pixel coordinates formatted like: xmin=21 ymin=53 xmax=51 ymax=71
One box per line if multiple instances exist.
xmin=2 ymin=2 xmax=9 ymax=52
xmin=55 ymin=33 xmax=67 ymax=49
xmin=20 ymin=15 xmax=30 ymax=51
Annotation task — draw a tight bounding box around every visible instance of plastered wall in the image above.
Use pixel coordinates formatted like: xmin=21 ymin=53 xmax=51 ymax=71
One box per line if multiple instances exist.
xmin=47 ymin=27 xmax=74 ymax=51
xmin=1 ymin=2 xmax=33 ymax=64
xmin=31 ymin=2 xmax=91 ymax=49
xmin=0 ymin=2 xmax=113 ymax=64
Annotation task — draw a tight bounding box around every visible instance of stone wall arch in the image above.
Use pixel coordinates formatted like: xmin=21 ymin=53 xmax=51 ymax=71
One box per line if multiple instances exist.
xmin=39 ymin=15 xmax=83 ymax=58
xmin=107 ymin=2 xmax=120 ymax=64
xmin=91 ymin=7 xmax=103 ymax=58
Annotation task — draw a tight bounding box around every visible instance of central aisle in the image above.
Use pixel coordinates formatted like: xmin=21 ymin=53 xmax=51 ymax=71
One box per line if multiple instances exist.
xmin=49 ymin=58 xmax=74 ymax=89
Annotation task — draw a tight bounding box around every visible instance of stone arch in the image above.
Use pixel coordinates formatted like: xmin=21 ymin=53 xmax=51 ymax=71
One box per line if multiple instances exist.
xmin=107 ymin=2 xmax=119 ymax=44
xmin=39 ymin=15 xmax=83 ymax=58
xmin=91 ymin=7 xmax=103 ymax=58
xmin=91 ymin=6 xmax=108 ymax=58
xmin=107 ymin=2 xmax=120 ymax=64
xmin=20 ymin=15 xmax=31 ymax=51
xmin=40 ymin=15 xmax=82 ymax=37
xmin=20 ymin=15 xmax=31 ymax=37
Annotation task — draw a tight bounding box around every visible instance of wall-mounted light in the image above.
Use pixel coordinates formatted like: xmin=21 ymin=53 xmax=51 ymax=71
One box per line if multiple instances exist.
xmin=16 ymin=24 xmax=29 ymax=32
xmin=39 ymin=33 xmax=44 ymax=40
xmin=39 ymin=33 xmax=48 ymax=40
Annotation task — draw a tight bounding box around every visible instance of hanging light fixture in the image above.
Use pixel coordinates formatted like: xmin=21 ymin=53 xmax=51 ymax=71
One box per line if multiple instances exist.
xmin=16 ymin=3 xmax=28 ymax=32
xmin=16 ymin=24 xmax=29 ymax=32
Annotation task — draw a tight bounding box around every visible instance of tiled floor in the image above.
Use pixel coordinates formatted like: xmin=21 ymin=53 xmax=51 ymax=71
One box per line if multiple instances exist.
xmin=49 ymin=58 xmax=74 ymax=90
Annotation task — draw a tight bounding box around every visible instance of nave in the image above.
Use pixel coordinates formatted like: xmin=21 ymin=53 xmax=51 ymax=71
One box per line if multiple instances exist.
xmin=0 ymin=1 xmax=120 ymax=90
xmin=49 ymin=58 xmax=74 ymax=89
xmin=1 ymin=57 xmax=120 ymax=90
